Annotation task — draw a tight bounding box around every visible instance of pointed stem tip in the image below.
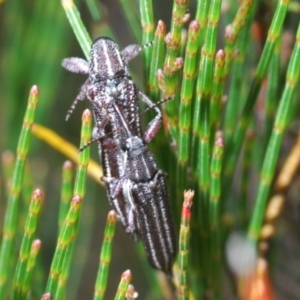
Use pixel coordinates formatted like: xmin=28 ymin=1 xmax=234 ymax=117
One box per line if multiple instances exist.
xmin=32 ymin=239 xmax=42 ymax=249
xmin=63 ymin=160 xmax=73 ymax=170
xmin=108 ymin=210 xmax=117 ymax=221
xmin=30 ymin=85 xmax=39 ymax=96
xmin=82 ymin=109 xmax=92 ymax=123
xmin=121 ymin=269 xmax=132 ymax=280
xmin=157 ymin=20 xmax=166 ymax=34
xmin=33 ymin=189 xmax=44 ymax=202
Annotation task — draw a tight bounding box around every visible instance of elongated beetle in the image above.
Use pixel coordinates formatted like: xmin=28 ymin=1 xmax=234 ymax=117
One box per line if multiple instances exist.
xmin=63 ymin=37 xmax=177 ymax=274
xmin=99 ymin=103 xmax=177 ymax=276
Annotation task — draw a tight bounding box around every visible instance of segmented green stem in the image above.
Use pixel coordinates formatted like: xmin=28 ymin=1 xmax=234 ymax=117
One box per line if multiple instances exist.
xmin=46 ymin=195 xmax=83 ymax=296
xmin=13 ymin=189 xmax=43 ymax=299
xmin=177 ymin=190 xmax=194 ymax=300
xmin=55 ymin=111 xmax=92 ymax=300
xmin=261 ymin=40 xmax=281 ymax=161
xmin=55 ymin=162 xmax=74 ymax=300
xmin=176 ymin=20 xmax=201 ymax=206
xmin=224 ymin=5 xmax=255 ymax=144
xmin=55 ymin=236 xmax=75 ymax=300
xmin=19 ymin=163 xmax=33 ymax=247
xmin=72 ymin=110 xmax=92 ymax=198
xmin=149 ymin=20 xmax=166 ymax=101
xmin=140 ymin=0 xmax=154 ymax=88
xmin=223 ymin=0 xmax=255 ymax=75
xmin=93 ymin=210 xmax=117 ymax=300
xmin=0 ymin=86 xmax=39 ymax=298
xmin=114 ymin=270 xmax=132 ymax=300
xmin=222 ymin=0 xmax=289 ymax=201
xmin=58 ymin=161 xmax=73 ymax=231
xmin=55 ymin=240 xmax=72 ymax=300
xmin=195 ymin=0 xmax=209 ymax=46
xmin=46 ymin=110 xmax=92 ymax=296
xmin=61 ymin=0 xmax=92 ymax=59
xmin=240 ymin=130 xmax=254 ymax=227
xmin=209 ymin=135 xmax=224 ymax=296
xmin=210 ymin=50 xmax=225 ymax=148
xmin=248 ymin=22 xmax=300 ymax=243
xmin=194 ymin=0 xmax=222 ymax=230
xmin=178 ymin=20 xmax=200 ymax=165
xmin=163 ymin=0 xmax=190 ymax=141
xmin=22 ymin=239 xmax=42 ymax=296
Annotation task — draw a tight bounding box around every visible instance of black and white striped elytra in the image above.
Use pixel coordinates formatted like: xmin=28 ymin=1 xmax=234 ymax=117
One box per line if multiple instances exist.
xmin=100 ymin=104 xmax=177 ymax=276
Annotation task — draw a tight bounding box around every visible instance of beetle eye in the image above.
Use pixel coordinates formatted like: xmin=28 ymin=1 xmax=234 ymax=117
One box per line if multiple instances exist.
xmin=114 ymin=70 xmax=125 ymax=77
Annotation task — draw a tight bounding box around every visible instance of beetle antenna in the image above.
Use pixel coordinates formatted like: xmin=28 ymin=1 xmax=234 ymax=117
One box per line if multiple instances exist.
xmin=138 ymin=95 xmax=174 ymax=118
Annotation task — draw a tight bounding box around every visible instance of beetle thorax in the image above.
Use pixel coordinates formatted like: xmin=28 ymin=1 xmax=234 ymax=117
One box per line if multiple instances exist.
xmin=89 ymin=38 xmax=129 ymax=81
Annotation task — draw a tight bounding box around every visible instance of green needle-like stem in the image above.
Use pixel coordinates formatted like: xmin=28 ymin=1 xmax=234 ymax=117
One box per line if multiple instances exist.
xmin=12 ymin=189 xmax=43 ymax=300
xmin=22 ymin=240 xmax=42 ymax=297
xmin=46 ymin=195 xmax=83 ymax=296
xmin=240 ymin=130 xmax=254 ymax=228
xmin=178 ymin=20 xmax=200 ymax=165
xmin=46 ymin=110 xmax=92 ymax=296
xmin=210 ymin=50 xmax=225 ymax=149
xmin=61 ymin=0 xmax=92 ymax=59
xmin=195 ymin=0 xmax=209 ymax=47
xmin=248 ymin=21 xmax=300 ymax=243
xmin=193 ymin=0 xmax=222 ymax=235
xmin=209 ymin=134 xmax=224 ymax=297
xmin=177 ymin=190 xmax=194 ymax=300
xmin=223 ymin=0 xmax=255 ymax=75
xmin=93 ymin=211 xmax=117 ymax=300
xmin=58 ymin=161 xmax=73 ymax=232
xmin=162 ymin=0 xmax=190 ymax=142
xmin=140 ymin=0 xmax=154 ymax=88
xmin=149 ymin=20 xmax=166 ymax=101
xmin=222 ymin=0 xmax=290 ymax=203
xmin=260 ymin=40 xmax=281 ymax=162
xmin=0 ymin=86 xmax=39 ymax=298
xmin=114 ymin=270 xmax=132 ymax=300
